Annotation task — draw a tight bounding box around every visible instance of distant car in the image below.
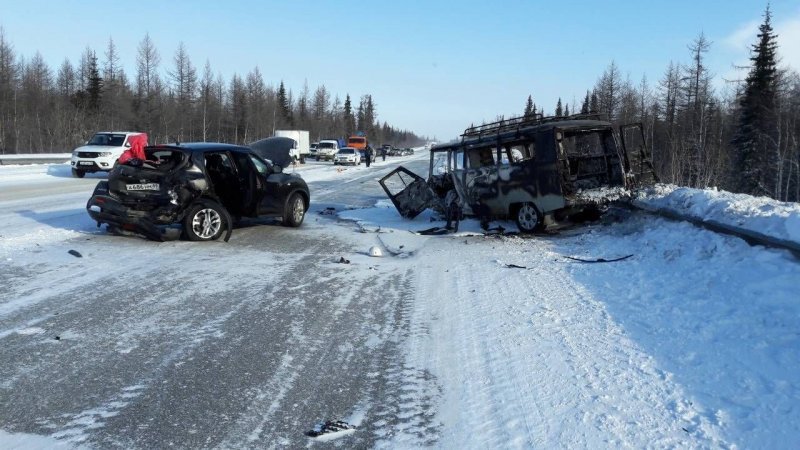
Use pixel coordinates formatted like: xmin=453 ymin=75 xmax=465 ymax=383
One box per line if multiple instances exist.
xmin=402 ymin=148 xmax=414 ymax=155
xmin=309 ymin=142 xmax=318 ymax=158
xmin=86 ymin=143 xmax=310 ymax=241
xmin=70 ymin=131 xmax=146 ymax=178
xmin=388 ymin=148 xmax=402 ymax=156
xmin=334 ymin=147 xmax=361 ymax=166
xmin=358 ymin=149 xmax=367 ymax=163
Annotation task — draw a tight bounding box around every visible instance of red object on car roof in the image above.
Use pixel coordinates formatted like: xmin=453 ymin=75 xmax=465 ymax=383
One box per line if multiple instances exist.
xmin=118 ymin=133 xmax=149 ymax=164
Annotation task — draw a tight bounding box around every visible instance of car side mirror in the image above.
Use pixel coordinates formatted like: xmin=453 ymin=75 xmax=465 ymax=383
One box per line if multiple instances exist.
xmin=272 ymin=165 xmax=283 ymax=174
xmin=125 ymin=143 xmax=131 ymax=148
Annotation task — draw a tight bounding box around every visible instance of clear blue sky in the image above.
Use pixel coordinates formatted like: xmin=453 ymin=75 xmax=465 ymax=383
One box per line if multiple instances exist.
xmin=1 ymin=0 xmax=799 ymax=141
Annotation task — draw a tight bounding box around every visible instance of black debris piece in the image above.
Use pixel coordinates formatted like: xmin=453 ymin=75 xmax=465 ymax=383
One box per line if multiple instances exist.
xmin=416 ymin=226 xmax=450 ymax=235
xmin=68 ymin=250 xmax=82 ymax=258
xmin=319 ymin=207 xmax=337 ymax=216
xmin=338 ymin=257 xmax=350 ymax=264
xmin=54 ymin=336 xmax=61 ymax=341
xmin=564 ymin=254 xmax=634 ymax=263
xmin=505 ymin=264 xmax=528 ymax=269
xmin=306 ymin=420 xmax=356 ymax=438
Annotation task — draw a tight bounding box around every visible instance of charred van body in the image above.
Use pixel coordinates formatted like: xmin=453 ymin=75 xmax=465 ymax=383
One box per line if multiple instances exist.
xmin=380 ymin=114 xmax=656 ymax=232
xmin=86 ymin=143 xmax=310 ymax=241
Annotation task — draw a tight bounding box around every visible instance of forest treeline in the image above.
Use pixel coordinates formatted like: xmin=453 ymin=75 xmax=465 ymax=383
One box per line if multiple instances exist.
xmin=527 ymin=7 xmax=799 ymax=202
xmin=0 ymin=32 xmax=425 ymax=156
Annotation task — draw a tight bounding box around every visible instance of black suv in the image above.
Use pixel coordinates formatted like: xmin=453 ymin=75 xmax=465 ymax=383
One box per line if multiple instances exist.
xmin=86 ymin=143 xmax=310 ymax=241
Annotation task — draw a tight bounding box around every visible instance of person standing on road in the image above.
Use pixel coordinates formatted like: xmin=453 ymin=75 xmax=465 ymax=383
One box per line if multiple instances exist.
xmin=365 ymin=146 xmax=372 ymax=167
xmin=381 ymin=146 xmax=386 ymax=161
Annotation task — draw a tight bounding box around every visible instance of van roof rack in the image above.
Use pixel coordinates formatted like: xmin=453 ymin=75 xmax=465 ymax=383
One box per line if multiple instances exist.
xmin=461 ymin=113 xmax=605 ymax=138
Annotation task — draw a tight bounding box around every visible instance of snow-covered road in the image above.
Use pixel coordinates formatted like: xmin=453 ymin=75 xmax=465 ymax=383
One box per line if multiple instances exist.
xmin=1 ymin=156 xmax=799 ymax=449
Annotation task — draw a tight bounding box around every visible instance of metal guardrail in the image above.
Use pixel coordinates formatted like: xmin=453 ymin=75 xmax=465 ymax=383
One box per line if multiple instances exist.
xmin=0 ymin=154 xmax=71 ymax=165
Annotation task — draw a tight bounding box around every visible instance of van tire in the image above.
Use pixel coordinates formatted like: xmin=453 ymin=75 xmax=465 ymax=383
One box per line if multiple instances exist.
xmin=515 ymin=202 xmax=543 ymax=233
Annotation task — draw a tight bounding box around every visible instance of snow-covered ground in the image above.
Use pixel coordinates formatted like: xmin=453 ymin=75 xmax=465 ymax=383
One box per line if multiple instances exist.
xmin=338 ymin=194 xmax=800 ymax=448
xmin=1 ymin=158 xmax=799 ymax=448
xmin=635 ymin=184 xmax=800 ymax=245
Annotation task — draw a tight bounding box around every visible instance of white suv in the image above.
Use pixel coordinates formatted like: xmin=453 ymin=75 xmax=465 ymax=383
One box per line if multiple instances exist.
xmin=70 ymin=131 xmax=146 ymax=178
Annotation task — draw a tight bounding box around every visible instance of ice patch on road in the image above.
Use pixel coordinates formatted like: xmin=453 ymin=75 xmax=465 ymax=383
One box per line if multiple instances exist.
xmin=0 ymin=430 xmax=82 ymax=449
xmin=52 ymin=383 xmax=147 ymax=444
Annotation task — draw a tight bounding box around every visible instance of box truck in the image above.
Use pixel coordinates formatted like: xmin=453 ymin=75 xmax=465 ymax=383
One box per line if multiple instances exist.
xmin=274 ymin=130 xmax=310 ymax=163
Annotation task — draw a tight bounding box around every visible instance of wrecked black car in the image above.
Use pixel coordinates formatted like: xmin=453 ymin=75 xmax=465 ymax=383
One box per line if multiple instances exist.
xmin=86 ymin=143 xmax=310 ymax=241
xmin=379 ymin=114 xmax=656 ymax=232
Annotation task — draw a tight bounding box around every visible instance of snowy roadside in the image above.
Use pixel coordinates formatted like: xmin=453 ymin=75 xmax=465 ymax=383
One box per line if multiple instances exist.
xmin=337 ymin=197 xmax=800 ymax=448
xmin=634 ymin=184 xmax=800 ymax=247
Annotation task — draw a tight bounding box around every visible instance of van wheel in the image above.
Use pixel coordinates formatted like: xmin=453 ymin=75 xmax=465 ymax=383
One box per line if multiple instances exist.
xmin=72 ymin=168 xmax=85 ymax=178
xmin=184 ymin=201 xmax=228 ymax=241
xmin=283 ymin=192 xmax=306 ymax=227
xmin=515 ymin=202 xmax=543 ymax=233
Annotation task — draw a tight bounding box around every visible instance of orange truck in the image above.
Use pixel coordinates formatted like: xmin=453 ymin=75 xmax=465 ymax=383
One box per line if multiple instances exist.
xmin=347 ymin=135 xmax=368 ymax=150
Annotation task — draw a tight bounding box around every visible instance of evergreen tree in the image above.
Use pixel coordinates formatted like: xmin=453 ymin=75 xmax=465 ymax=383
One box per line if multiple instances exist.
xmin=732 ymin=5 xmax=779 ymax=196
xmin=590 ymin=91 xmax=599 ymax=114
xmin=86 ymin=51 xmax=103 ymax=112
xmin=277 ymin=80 xmax=293 ymax=127
xmin=524 ymin=95 xmax=533 ymax=118
xmin=564 ymin=104 xmax=570 ymax=117
xmin=580 ymin=91 xmax=590 ymax=114
xmin=343 ymin=93 xmax=355 ymax=135
xmin=555 ymin=98 xmax=563 ymax=117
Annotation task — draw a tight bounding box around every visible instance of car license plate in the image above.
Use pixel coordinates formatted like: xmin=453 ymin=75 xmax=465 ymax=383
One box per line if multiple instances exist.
xmin=127 ymin=183 xmax=159 ymax=191
xmin=79 ymin=161 xmax=94 ymax=166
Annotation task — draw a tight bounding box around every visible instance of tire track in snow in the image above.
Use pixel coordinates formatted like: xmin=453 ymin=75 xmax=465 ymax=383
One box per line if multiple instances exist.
xmin=406 ymin=235 xmax=732 ymax=448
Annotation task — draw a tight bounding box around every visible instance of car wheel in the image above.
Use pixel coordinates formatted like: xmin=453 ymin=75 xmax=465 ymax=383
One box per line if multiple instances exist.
xmin=183 ymin=201 xmax=228 ymax=241
xmin=515 ymin=202 xmax=543 ymax=233
xmin=283 ymin=192 xmax=306 ymax=227
xmin=72 ymin=168 xmax=85 ymax=178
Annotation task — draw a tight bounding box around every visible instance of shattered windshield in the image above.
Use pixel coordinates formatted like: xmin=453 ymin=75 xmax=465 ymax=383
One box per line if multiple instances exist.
xmin=88 ymin=133 xmax=127 ymax=146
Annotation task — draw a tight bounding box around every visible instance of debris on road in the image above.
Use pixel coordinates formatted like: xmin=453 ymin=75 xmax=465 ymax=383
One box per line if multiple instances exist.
xmin=501 ymin=253 xmax=634 ymax=269
xmin=68 ymin=249 xmax=82 ymax=258
xmin=368 ymin=246 xmax=383 ymax=257
xmin=305 ymin=419 xmax=356 ymax=439
xmin=564 ymin=254 xmax=634 ymax=263
xmin=337 ymin=257 xmax=350 ymax=264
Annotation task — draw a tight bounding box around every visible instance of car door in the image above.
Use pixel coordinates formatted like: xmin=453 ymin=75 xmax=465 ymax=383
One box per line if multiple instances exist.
xmin=247 ymin=153 xmax=285 ymax=216
xmin=229 ymin=151 xmax=264 ymax=217
xmin=379 ymin=166 xmax=439 ymax=219
xmin=619 ymin=123 xmax=659 ymax=186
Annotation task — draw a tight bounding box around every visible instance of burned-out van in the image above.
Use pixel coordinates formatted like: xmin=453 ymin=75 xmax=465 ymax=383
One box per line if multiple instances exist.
xmin=379 ymin=114 xmax=656 ymax=232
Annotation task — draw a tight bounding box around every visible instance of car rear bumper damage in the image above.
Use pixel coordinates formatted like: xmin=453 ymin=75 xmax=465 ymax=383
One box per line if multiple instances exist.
xmin=86 ymin=195 xmax=181 ymax=241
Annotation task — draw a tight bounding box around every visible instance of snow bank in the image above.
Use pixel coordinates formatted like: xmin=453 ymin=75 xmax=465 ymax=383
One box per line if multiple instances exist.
xmin=635 ymin=184 xmax=800 ymax=244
